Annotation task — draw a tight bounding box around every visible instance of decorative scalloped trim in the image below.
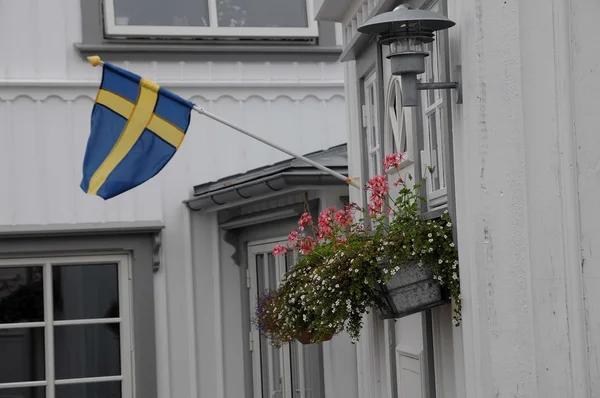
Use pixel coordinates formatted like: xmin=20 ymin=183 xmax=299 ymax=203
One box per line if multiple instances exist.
xmin=0 ymin=88 xmax=345 ymax=102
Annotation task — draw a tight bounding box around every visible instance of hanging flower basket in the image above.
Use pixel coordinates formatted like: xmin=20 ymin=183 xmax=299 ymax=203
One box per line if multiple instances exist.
xmin=376 ymin=260 xmax=447 ymax=319
xmin=252 ymin=152 xmax=461 ymax=346
xmin=297 ymin=332 xmax=334 ymax=345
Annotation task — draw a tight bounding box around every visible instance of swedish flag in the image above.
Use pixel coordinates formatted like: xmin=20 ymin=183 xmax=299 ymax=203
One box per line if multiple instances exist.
xmin=80 ymin=56 xmax=194 ymax=199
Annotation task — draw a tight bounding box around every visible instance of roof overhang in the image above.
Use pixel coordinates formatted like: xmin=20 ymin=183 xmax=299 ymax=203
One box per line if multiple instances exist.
xmin=315 ymin=0 xmax=357 ymax=22
xmin=184 ymin=144 xmax=348 ymax=212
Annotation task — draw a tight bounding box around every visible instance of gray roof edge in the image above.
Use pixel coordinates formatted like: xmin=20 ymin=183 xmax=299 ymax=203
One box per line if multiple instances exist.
xmin=184 ymin=170 xmax=349 ymax=212
xmin=185 ymin=144 xmax=349 ymax=212
xmin=0 ymin=221 xmax=165 ymax=239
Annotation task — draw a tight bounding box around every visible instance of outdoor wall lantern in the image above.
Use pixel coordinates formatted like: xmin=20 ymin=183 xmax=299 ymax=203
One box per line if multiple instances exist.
xmin=358 ymin=4 xmax=459 ymax=107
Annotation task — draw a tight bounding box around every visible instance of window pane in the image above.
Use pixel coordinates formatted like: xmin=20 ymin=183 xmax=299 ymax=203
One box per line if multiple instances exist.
xmin=302 ymin=344 xmax=325 ymax=398
xmin=56 ymin=381 xmax=121 ymax=398
xmin=289 ymin=342 xmax=325 ymax=398
xmin=113 ymin=0 xmax=209 ymax=27
xmin=0 ymin=386 xmax=45 ymax=398
xmin=0 ymin=328 xmax=45 ymax=383
xmin=370 ymin=86 xmax=378 ymax=149
xmin=425 ymin=42 xmax=436 ymax=106
xmin=0 ymin=267 xmax=43 ymax=324
xmin=427 ymin=112 xmax=440 ymax=191
xmin=54 ymin=324 xmax=121 ymax=380
xmin=217 ymin=0 xmax=308 ymax=28
xmin=259 ymin=335 xmax=282 ymax=398
xmin=53 ymin=264 xmax=119 ymax=321
xmin=438 ymin=108 xmax=447 ymax=188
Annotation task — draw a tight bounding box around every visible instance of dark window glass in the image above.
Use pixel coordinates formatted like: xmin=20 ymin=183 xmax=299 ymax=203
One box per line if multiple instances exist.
xmin=217 ymin=0 xmax=308 ymax=28
xmin=0 ymin=328 xmax=45 ymax=383
xmin=56 ymin=381 xmax=121 ymax=398
xmin=53 ymin=264 xmax=119 ymax=321
xmin=54 ymin=324 xmax=121 ymax=380
xmin=0 ymin=386 xmax=45 ymax=398
xmin=0 ymin=267 xmax=44 ymax=324
xmin=113 ymin=0 xmax=210 ymax=27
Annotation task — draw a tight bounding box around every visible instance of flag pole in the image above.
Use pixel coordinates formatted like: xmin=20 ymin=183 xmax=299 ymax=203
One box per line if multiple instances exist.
xmin=193 ymin=106 xmax=360 ymax=189
xmin=86 ymin=55 xmax=360 ymax=190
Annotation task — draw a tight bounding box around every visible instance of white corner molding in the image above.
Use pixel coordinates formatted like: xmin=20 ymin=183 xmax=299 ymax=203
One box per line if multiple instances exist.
xmin=552 ymin=0 xmax=589 ymax=395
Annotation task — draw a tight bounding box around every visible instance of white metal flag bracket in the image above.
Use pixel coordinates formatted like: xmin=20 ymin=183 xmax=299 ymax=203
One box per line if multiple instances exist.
xmin=194 ymin=106 xmax=361 ymax=189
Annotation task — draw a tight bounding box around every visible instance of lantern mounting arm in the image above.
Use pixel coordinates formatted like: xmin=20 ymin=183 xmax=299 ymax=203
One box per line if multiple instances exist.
xmin=415 ymin=65 xmax=463 ymax=105
xmin=416 ymin=82 xmax=458 ymax=90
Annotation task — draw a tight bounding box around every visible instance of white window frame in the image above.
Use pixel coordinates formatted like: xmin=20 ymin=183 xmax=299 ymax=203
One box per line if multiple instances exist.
xmin=363 ymin=69 xmax=383 ymax=178
xmin=247 ymin=239 xmax=324 ymax=398
xmin=103 ymin=0 xmax=319 ymax=39
xmin=384 ymin=76 xmax=415 ymax=172
xmin=0 ymin=254 xmax=134 ymax=398
xmin=418 ymin=0 xmax=449 ymax=210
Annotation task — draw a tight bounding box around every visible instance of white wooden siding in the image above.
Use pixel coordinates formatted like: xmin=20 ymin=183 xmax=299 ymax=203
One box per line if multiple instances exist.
xmin=0 ymin=1 xmax=346 ymax=398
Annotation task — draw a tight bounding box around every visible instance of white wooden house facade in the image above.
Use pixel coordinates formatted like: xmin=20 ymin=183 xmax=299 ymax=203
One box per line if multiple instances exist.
xmin=0 ymin=1 xmax=351 ymax=397
xmin=3 ymin=0 xmax=600 ymax=397
xmin=315 ymin=0 xmax=600 ymax=397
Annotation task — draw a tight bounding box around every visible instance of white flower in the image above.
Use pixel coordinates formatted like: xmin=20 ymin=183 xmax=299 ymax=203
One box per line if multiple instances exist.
xmin=447 ymin=222 xmax=452 ymax=227
xmin=429 ymin=239 xmax=433 ymax=243
xmin=428 ymin=233 xmax=432 ymax=238
xmin=438 ymin=259 xmax=443 ymax=264
xmin=450 ymin=243 xmax=455 ymax=248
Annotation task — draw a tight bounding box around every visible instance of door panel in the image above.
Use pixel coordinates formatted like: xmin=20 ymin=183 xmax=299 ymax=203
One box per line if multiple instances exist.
xmin=248 ymin=242 xmax=325 ymax=398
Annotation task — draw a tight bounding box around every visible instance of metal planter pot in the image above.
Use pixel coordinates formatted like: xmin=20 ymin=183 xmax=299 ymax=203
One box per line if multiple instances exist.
xmin=377 ymin=260 xmax=448 ymax=319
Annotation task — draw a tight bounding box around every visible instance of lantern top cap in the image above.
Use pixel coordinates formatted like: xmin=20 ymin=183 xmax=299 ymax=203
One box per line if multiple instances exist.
xmin=358 ymin=4 xmax=455 ymax=35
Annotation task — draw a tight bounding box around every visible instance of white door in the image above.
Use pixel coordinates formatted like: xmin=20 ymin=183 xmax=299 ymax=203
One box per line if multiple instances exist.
xmin=248 ymin=240 xmax=325 ymax=398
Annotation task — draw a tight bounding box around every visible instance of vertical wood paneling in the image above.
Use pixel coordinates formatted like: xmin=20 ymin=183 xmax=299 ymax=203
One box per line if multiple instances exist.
xmin=2 ymin=1 xmax=37 ymax=78
xmin=571 ymin=0 xmax=600 ymax=396
xmin=300 ymin=96 xmax=328 ymax=150
xmin=0 ymin=102 xmax=14 ymax=224
xmin=242 ymin=96 xmax=274 ymax=170
xmin=35 ymin=0 xmax=68 ymax=78
xmin=42 ymin=97 xmax=75 ymax=224
xmin=11 ymin=97 xmax=44 ymax=224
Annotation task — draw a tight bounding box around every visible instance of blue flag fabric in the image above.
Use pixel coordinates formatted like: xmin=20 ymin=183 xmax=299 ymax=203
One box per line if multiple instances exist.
xmin=80 ymin=62 xmax=194 ymax=199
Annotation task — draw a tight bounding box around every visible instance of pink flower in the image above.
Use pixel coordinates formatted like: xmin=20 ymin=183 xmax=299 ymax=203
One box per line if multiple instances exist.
xmin=300 ymin=237 xmax=316 ymax=254
xmin=334 ymin=205 xmax=354 ymax=227
xmin=272 ymin=244 xmax=289 ymax=256
xmin=366 ymin=175 xmax=390 ymax=216
xmin=394 ymin=176 xmax=404 ymax=186
xmin=383 ymin=152 xmax=405 ymax=171
xmin=298 ymin=212 xmax=313 ymax=231
xmin=368 ymin=197 xmax=385 ymax=216
xmin=317 ymin=207 xmax=335 ymax=241
xmin=288 ymin=230 xmax=299 ymax=245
